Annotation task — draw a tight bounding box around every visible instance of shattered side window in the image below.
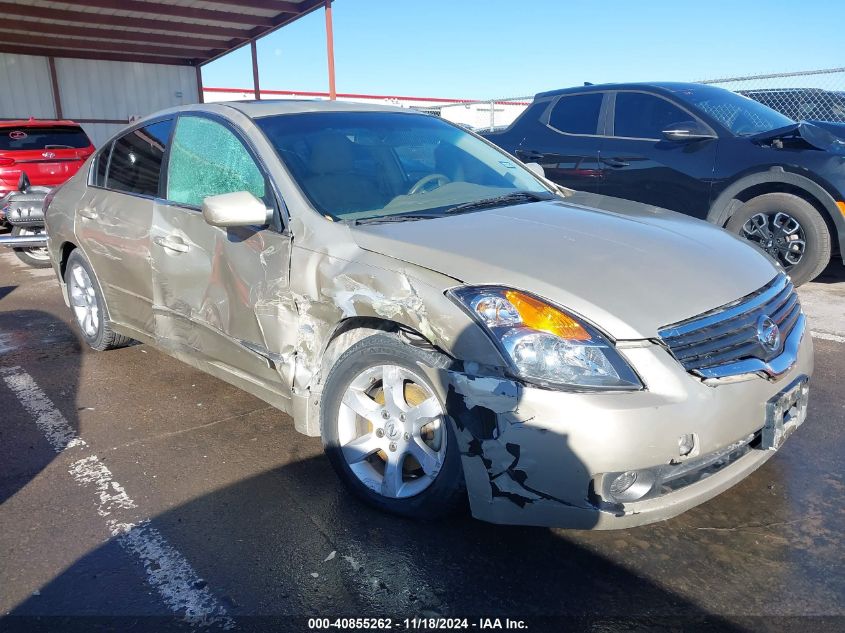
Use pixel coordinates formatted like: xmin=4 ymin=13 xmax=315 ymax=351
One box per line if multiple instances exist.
xmin=166 ymin=116 xmax=265 ymax=208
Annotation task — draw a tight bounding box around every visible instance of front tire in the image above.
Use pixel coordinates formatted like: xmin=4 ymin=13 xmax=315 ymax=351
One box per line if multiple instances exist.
xmin=726 ymin=193 xmax=831 ymax=285
xmin=11 ymin=226 xmax=52 ymax=268
xmin=320 ymin=334 xmax=465 ymax=519
xmin=64 ymin=250 xmax=133 ymax=351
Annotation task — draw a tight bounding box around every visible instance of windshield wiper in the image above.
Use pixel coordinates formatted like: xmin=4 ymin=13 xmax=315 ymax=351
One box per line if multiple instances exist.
xmin=350 ymin=213 xmax=442 ymax=225
xmin=443 ymin=191 xmax=552 ymax=214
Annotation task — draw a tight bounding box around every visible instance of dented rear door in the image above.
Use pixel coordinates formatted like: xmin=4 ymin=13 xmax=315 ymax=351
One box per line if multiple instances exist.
xmin=150 ymin=114 xmax=293 ymax=393
xmin=76 ymin=120 xmax=173 ymax=334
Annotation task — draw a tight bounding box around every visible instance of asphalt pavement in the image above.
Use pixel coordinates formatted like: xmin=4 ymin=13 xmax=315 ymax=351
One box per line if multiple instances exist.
xmin=1 ymin=249 xmax=843 ymax=633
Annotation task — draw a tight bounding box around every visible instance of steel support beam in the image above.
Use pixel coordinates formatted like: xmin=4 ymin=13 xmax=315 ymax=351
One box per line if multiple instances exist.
xmin=0 ymin=3 xmax=251 ymax=40
xmin=251 ymin=41 xmax=261 ymax=100
xmin=48 ymin=57 xmax=63 ymax=119
xmin=0 ymin=19 xmax=228 ymax=50
xmin=0 ymin=44 xmax=196 ymax=66
xmin=325 ymin=0 xmax=336 ymax=100
xmin=197 ymin=66 xmax=205 ymax=104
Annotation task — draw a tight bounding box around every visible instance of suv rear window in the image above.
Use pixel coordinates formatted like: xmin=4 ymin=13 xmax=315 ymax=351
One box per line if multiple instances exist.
xmin=0 ymin=126 xmax=91 ymax=151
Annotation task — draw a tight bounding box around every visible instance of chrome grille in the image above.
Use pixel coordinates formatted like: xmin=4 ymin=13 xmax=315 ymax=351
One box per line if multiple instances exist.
xmin=658 ymin=274 xmax=802 ymax=379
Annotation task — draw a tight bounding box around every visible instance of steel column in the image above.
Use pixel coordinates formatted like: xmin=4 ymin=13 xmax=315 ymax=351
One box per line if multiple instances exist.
xmin=47 ymin=57 xmax=63 ymax=119
xmin=251 ymin=40 xmax=261 ymax=100
xmin=325 ymin=0 xmax=336 ymax=100
xmin=196 ymin=64 xmax=204 ymax=103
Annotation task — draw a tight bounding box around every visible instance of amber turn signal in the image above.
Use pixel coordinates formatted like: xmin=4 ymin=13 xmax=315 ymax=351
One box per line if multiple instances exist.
xmin=504 ymin=290 xmax=591 ymax=341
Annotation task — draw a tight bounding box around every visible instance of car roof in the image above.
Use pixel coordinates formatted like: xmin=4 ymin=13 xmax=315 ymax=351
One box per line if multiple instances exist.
xmin=222 ymin=99 xmax=410 ymax=118
xmin=0 ymin=118 xmax=83 ymax=128
xmin=130 ymin=99 xmax=422 ymax=131
xmin=533 ymin=81 xmax=712 ymax=100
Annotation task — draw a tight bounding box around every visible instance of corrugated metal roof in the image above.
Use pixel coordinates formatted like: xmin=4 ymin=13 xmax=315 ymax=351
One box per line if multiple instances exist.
xmin=0 ymin=0 xmax=325 ymax=66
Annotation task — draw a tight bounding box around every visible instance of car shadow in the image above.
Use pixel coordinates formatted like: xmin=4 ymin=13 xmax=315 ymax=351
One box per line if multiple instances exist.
xmin=0 ymin=285 xmax=16 ymax=301
xmin=809 ymin=259 xmax=845 ymax=284
xmin=3 ymin=452 xmax=743 ymax=632
xmin=1 ymin=318 xmax=741 ymax=631
xmin=0 ymin=309 xmax=81 ymax=505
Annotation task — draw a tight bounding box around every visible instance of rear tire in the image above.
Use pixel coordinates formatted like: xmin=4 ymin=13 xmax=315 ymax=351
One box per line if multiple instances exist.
xmin=320 ymin=334 xmax=465 ymax=520
xmin=11 ymin=226 xmax=52 ymax=268
xmin=726 ymin=193 xmax=830 ymax=286
xmin=64 ymin=249 xmax=133 ymax=351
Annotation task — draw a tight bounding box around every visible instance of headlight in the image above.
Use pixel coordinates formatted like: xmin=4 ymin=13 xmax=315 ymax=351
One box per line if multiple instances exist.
xmin=448 ymin=286 xmax=642 ymax=391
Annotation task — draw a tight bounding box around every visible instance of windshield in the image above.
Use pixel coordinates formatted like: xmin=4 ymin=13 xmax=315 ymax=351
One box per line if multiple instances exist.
xmin=0 ymin=126 xmax=91 ymax=151
xmin=672 ymin=85 xmax=795 ymax=136
xmin=256 ymin=111 xmax=551 ymax=222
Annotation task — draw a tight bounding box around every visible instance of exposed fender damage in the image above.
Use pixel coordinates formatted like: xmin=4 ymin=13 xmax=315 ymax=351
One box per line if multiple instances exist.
xmin=445 ymin=372 xmax=597 ymax=526
xmin=751 ymin=121 xmax=845 ymax=154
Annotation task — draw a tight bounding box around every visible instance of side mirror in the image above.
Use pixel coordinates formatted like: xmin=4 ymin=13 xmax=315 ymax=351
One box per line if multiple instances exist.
xmin=525 ymin=162 xmax=545 ymax=178
xmin=201 ymin=191 xmax=270 ymax=227
xmin=661 ymin=121 xmax=717 ymax=142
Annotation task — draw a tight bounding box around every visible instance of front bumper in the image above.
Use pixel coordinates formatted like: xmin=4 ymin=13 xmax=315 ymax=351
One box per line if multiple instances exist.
xmin=435 ymin=320 xmax=813 ymax=529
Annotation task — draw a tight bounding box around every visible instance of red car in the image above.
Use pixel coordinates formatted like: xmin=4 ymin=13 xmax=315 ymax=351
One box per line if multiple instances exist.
xmin=0 ymin=118 xmax=95 ymax=198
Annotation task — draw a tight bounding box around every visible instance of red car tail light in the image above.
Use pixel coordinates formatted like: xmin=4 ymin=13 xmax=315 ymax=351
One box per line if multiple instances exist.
xmin=0 ymin=157 xmax=16 ymax=166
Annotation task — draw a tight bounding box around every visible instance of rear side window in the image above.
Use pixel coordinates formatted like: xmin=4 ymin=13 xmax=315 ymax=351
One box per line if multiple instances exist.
xmin=94 ymin=143 xmax=112 ymax=187
xmin=106 ymin=120 xmax=173 ymax=197
xmin=166 ymin=116 xmax=265 ymax=208
xmin=548 ymin=93 xmax=603 ymax=135
xmin=0 ymin=125 xmax=91 ymax=150
xmin=613 ymin=92 xmax=689 ymax=139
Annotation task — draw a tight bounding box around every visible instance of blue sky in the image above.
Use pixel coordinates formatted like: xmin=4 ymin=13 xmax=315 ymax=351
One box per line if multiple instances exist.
xmin=202 ymin=0 xmax=844 ymax=100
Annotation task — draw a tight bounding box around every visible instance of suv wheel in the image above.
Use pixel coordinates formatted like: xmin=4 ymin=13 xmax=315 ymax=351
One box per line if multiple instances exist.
xmin=320 ymin=334 xmax=465 ymax=519
xmin=727 ymin=193 xmax=831 ymax=285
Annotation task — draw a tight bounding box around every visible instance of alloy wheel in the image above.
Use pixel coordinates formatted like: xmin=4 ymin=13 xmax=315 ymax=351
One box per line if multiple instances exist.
xmin=337 ymin=364 xmax=447 ymax=499
xmin=740 ymin=212 xmax=806 ymax=268
xmin=68 ymin=263 xmax=100 ymax=338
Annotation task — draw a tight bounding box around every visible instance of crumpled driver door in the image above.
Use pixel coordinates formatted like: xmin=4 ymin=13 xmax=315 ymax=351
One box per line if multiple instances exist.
xmin=149 ymin=113 xmax=295 ymax=397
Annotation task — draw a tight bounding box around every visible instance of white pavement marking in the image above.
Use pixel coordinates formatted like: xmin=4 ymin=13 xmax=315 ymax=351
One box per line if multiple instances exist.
xmin=811 ymin=330 xmax=845 ymax=344
xmin=1 ymin=365 xmax=234 ymax=629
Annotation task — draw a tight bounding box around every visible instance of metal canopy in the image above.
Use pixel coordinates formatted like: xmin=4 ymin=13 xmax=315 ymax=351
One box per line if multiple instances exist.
xmin=0 ymin=0 xmax=325 ymax=67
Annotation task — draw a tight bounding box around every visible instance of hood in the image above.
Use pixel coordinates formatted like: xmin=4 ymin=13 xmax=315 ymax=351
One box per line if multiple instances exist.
xmin=751 ymin=121 xmax=845 ymax=155
xmin=351 ymin=196 xmax=779 ymax=340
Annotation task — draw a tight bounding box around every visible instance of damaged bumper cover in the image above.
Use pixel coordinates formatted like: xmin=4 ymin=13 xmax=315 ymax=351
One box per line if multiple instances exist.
xmin=430 ymin=327 xmax=813 ymax=530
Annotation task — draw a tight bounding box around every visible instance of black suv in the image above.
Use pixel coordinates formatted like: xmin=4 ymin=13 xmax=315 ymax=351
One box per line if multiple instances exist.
xmin=483 ymin=82 xmax=845 ymax=285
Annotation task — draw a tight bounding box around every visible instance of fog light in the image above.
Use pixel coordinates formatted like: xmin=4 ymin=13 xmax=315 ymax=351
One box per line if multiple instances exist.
xmin=607 ymin=469 xmax=656 ymax=502
xmin=678 ymin=433 xmax=695 ymax=456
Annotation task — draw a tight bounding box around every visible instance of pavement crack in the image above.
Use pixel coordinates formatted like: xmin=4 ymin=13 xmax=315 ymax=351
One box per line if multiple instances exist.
xmin=105 ymin=406 xmax=275 ymax=452
xmin=693 ymin=515 xmax=821 ymax=531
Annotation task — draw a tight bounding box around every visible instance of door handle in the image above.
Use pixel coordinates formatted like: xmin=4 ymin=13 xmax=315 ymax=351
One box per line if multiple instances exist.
xmin=517 ymin=149 xmax=545 ymax=161
xmin=154 ymin=236 xmax=190 ymax=253
xmin=601 ymin=157 xmax=630 ymax=168
xmin=79 ymin=208 xmax=98 ymax=220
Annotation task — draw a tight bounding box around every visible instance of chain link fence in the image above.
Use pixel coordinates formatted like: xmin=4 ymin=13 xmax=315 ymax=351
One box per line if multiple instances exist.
xmin=700 ymin=68 xmax=845 ymax=123
xmin=415 ymin=96 xmax=533 ymax=131
xmin=422 ymin=68 xmax=845 ymax=130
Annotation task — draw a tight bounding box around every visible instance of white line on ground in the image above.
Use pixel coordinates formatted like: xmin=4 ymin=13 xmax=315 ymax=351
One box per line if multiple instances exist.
xmin=811 ymin=330 xmax=845 ymax=343
xmin=0 ymin=365 xmax=234 ymax=629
